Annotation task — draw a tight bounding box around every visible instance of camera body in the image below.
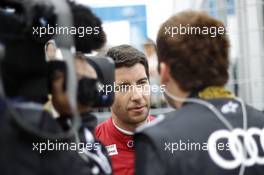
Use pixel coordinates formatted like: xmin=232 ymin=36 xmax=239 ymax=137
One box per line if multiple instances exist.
xmin=0 ymin=0 xmax=114 ymax=107
xmin=48 ymin=56 xmax=115 ymax=108
xmin=83 ymin=56 xmax=115 ymax=107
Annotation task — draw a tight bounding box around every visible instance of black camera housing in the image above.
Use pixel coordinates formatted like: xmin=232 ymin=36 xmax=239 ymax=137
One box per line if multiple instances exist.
xmin=0 ymin=0 xmax=113 ymax=108
xmin=48 ymin=56 xmax=115 ymax=108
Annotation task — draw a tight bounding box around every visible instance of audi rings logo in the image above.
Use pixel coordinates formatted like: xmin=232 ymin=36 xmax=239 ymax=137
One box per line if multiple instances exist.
xmin=208 ymin=127 xmax=264 ymax=170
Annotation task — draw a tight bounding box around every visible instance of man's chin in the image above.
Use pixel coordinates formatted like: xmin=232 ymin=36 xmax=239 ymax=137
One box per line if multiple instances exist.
xmin=127 ymin=112 xmax=148 ymax=124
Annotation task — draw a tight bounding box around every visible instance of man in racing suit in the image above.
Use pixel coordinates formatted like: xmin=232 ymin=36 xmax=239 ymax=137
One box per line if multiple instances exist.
xmin=96 ymin=45 xmax=155 ymax=175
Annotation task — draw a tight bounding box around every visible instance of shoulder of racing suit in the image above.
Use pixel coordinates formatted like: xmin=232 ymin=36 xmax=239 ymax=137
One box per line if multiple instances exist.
xmin=135 ymin=98 xmax=264 ymax=175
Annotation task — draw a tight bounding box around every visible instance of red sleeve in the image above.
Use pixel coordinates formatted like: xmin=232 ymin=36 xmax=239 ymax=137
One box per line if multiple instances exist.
xmin=94 ymin=118 xmax=111 ymax=144
xmin=95 ymin=123 xmax=103 ymax=139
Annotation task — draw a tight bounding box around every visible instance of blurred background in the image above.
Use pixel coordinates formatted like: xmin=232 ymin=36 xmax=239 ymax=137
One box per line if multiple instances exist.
xmin=54 ymin=0 xmax=264 ymax=120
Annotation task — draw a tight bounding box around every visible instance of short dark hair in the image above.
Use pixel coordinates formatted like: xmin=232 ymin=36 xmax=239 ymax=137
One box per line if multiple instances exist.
xmin=157 ymin=11 xmax=230 ymax=92
xmin=106 ymin=44 xmax=149 ymax=78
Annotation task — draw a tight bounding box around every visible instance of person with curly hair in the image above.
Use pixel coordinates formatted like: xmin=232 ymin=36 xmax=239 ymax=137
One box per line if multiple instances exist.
xmin=135 ymin=11 xmax=264 ymax=175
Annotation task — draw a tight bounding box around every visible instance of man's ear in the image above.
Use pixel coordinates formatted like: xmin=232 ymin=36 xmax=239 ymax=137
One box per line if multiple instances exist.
xmin=159 ymin=62 xmax=170 ymax=85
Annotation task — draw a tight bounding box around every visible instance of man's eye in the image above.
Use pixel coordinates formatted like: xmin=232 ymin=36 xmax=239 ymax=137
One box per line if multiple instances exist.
xmin=122 ymin=85 xmax=130 ymax=91
xmin=115 ymin=84 xmax=130 ymax=93
xmin=114 ymin=86 xmax=119 ymax=91
xmin=138 ymin=80 xmax=149 ymax=85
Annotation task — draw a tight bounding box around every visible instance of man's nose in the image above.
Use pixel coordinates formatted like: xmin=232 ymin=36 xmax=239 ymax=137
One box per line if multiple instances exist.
xmin=130 ymin=86 xmax=144 ymax=101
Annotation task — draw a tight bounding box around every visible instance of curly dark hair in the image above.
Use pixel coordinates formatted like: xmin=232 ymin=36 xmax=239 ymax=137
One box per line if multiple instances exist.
xmin=157 ymin=11 xmax=230 ymax=92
